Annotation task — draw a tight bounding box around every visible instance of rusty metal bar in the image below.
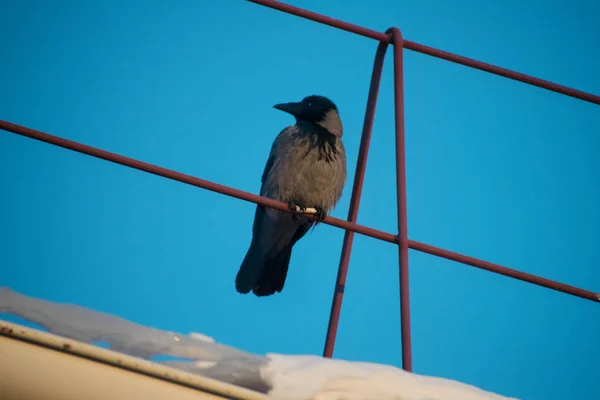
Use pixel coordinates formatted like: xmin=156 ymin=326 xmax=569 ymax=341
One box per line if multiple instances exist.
xmin=3 ymin=120 xmax=598 ymax=305
xmin=247 ymin=0 xmax=600 ymax=106
xmin=323 ymin=39 xmax=390 ymax=359
xmin=247 ymin=0 xmax=389 ymax=42
xmin=388 ymin=27 xmax=412 ymax=371
xmin=408 ymin=240 xmax=600 ymax=302
xmin=401 ymin=41 xmax=600 ymax=105
xmin=0 ymin=120 xmax=398 ymax=245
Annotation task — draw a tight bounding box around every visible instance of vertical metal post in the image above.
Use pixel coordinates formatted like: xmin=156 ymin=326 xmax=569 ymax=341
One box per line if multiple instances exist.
xmin=323 ymin=40 xmax=390 ymax=358
xmin=388 ymin=27 xmax=412 ymax=372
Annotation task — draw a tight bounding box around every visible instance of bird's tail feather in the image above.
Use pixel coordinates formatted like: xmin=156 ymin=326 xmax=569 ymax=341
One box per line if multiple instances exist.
xmin=235 ymin=240 xmax=293 ymax=296
xmin=252 ymin=245 xmax=292 ymax=297
xmin=235 ymin=240 xmax=264 ymax=294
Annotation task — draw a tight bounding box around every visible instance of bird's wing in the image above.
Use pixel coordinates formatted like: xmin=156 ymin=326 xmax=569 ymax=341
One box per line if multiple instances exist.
xmin=238 ymin=127 xmax=319 ymax=295
xmin=259 ymin=127 xmax=318 ymax=242
xmin=253 ymin=125 xmax=318 ymax=240
xmin=253 ymin=136 xmax=279 ymax=237
xmin=259 ymin=126 xmax=291 ymax=195
xmin=260 ymin=154 xmax=275 ymax=195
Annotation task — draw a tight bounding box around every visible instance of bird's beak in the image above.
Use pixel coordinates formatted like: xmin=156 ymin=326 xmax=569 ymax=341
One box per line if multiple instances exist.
xmin=273 ymin=101 xmax=304 ymax=117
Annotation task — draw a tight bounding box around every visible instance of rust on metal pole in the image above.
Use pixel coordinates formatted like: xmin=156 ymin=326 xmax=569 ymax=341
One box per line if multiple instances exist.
xmin=323 ymin=40 xmax=390 ymax=358
xmin=408 ymin=240 xmax=600 ymax=303
xmin=388 ymin=27 xmax=412 ymax=372
xmin=247 ymin=0 xmax=600 ymax=106
xmin=0 ymin=120 xmax=399 ymax=245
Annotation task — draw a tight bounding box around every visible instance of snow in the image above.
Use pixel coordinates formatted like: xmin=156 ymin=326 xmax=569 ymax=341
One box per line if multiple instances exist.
xmin=0 ymin=287 xmax=519 ymax=400
xmin=262 ymin=354 xmax=518 ymax=400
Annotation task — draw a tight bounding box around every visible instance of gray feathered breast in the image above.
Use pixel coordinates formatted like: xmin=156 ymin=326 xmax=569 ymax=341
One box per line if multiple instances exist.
xmin=261 ymin=123 xmax=346 ymax=213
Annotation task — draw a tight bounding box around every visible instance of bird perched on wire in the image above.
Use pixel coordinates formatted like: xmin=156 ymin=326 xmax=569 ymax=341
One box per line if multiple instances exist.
xmin=235 ymin=95 xmax=347 ymax=297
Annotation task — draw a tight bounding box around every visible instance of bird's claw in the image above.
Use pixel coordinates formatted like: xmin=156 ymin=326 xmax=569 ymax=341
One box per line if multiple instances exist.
xmin=288 ymin=201 xmax=307 ymax=213
xmin=313 ymin=206 xmax=326 ymax=222
xmin=288 ymin=201 xmax=307 ymax=221
xmin=288 ymin=202 xmax=326 ymax=222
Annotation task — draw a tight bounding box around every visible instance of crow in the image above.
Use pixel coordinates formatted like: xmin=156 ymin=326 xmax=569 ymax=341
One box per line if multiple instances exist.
xmin=235 ymin=95 xmax=347 ymax=297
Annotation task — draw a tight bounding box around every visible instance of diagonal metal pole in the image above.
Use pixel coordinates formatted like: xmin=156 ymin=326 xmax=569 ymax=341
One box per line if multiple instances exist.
xmin=323 ymin=40 xmax=390 ymax=358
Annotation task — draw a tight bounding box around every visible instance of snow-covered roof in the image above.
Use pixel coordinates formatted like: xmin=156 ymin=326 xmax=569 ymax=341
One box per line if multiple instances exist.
xmin=0 ymin=287 xmax=518 ymax=400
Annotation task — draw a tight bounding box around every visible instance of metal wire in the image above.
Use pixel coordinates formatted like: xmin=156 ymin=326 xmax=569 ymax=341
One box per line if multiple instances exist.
xmin=248 ymin=0 xmax=600 ymax=106
xmin=3 ymin=119 xmax=598 ymax=309
xmin=2 ymin=0 xmax=599 ymax=374
xmin=0 ymin=120 xmax=397 ymax=244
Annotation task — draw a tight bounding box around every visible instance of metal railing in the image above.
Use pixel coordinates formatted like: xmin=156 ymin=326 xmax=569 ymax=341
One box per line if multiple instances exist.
xmin=2 ymin=0 xmax=599 ymax=374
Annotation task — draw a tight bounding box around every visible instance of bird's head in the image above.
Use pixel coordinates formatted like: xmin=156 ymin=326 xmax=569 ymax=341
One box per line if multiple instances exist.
xmin=273 ymin=95 xmax=343 ymax=137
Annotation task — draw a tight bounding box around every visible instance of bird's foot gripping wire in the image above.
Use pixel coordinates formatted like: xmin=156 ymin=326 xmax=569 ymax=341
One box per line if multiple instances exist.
xmin=287 ymin=202 xmax=325 ymax=222
xmin=288 ymin=201 xmax=307 ymax=221
xmin=288 ymin=201 xmax=307 ymax=213
xmin=313 ymin=206 xmax=326 ymax=223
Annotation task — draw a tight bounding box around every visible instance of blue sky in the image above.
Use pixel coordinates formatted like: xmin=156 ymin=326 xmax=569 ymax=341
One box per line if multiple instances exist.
xmin=1 ymin=0 xmax=599 ymax=398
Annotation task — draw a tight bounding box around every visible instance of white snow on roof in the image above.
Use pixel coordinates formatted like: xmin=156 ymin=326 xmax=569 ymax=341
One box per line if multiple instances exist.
xmin=262 ymin=353 xmax=518 ymax=400
xmin=0 ymin=287 xmax=519 ymax=400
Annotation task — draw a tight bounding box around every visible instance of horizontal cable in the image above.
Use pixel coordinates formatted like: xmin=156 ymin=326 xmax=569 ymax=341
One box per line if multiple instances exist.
xmin=0 ymin=120 xmax=397 ymax=244
xmin=247 ymin=0 xmax=389 ymax=42
xmin=401 ymin=41 xmax=600 ymax=105
xmin=408 ymin=240 xmax=600 ymax=303
xmin=248 ymin=0 xmax=600 ymax=105
xmin=1 ymin=120 xmax=598 ymax=303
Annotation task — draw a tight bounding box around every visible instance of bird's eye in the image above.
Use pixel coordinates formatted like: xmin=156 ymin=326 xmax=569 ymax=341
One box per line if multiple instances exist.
xmin=307 ymin=102 xmax=312 ymax=106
